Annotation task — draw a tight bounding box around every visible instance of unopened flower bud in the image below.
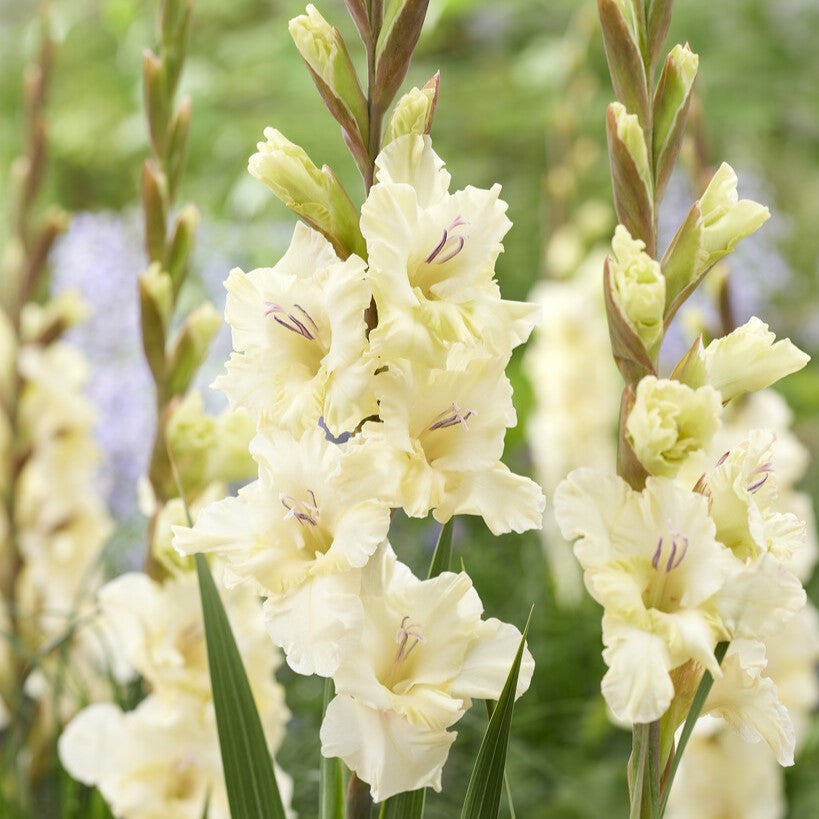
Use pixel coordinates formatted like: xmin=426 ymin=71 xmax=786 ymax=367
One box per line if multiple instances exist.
xmin=609 ymin=225 xmax=665 ymax=351
xmin=626 ymin=375 xmax=722 ymax=477
xmin=699 ymin=163 xmax=770 ymax=262
xmin=703 ymin=317 xmax=810 ymax=402
xmin=20 ymin=290 xmax=88 ymax=346
xmin=289 ymin=5 xmax=368 ymax=140
xmin=165 ymin=301 xmax=221 ymax=399
xmin=653 ymin=44 xmax=699 ymax=200
xmin=383 ymin=75 xmax=439 ymax=146
xmin=249 ymin=127 xmax=365 ymax=258
xmin=139 ymin=264 xmax=174 ymax=384
xmin=663 ymin=164 xmax=769 ymax=319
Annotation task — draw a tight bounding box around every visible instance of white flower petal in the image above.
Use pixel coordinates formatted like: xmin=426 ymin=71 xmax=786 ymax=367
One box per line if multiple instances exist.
xmin=320 ymin=694 xmax=456 ymax=802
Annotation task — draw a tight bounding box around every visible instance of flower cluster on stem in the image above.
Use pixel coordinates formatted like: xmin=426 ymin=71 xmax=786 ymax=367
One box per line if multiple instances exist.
xmin=173 ymin=0 xmax=542 ymax=804
xmin=553 ymin=2 xmax=814 ymax=815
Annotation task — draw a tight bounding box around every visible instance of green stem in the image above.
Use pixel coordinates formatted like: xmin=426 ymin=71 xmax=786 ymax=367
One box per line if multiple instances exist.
xmin=658 ymin=642 xmax=729 ymax=816
xmin=629 ymin=723 xmax=650 ymax=819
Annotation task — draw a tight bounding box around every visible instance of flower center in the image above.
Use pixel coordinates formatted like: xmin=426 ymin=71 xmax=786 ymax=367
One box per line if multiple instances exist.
xmin=265 ymin=301 xmax=319 ymax=340
xmin=381 ymin=615 xmax=426 ymax=691
xmin=425 ymin=216 xmax=468 ymax=265
xmin=644 ymin=530 xmax=689 ymax=612
xmin=650 ymin=533 xmax=688 ymax=573
xmin=394 ymin=615 xmax=425 ymax=663
xmin=428 ymin=402 xmax=476 ymax=432
xmin=280 ymin=490 xmax=319 ymax=526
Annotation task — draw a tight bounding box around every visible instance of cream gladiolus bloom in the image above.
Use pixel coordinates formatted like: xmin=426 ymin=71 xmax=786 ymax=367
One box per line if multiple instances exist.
xmin=554 ymin=469 xmax=733 ymax=723
xmin=703 ymin=317 xmax=810 ymax=403
xmin=360 ymin=134 xmax=539 ymax=369
xmin=626 ymin=375 xmax=723 ymax=477
xmin=698 ymin=163 xmax=770 ymax=266
xmin=173 ymin=425 xmax=392 ymax=675
xmin=702 ymin=430 xmax=805 ymax=562
xmin=214 ymin=221 xmax=376 ymax=437
xmin=320 ymin=544 xmax=533 ymax=802
xmin=97 ymin=571 xmax=290 ymax=733
xmin=361 ymin=358 xmax=544 ymax=534
xmin=60 ymin=697 xmax=223 ymax=819
xmin=665 ymin=722 xmax=785 ymax=819
xmin=59 ymin=696 xmax=294 ymax=819
xmin=702 ymin=640 xmax=795 ymax=766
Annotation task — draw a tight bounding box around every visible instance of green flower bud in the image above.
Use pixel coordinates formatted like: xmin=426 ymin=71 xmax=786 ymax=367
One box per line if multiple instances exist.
xmin=140 ymin=264 xmax=174 ymax=329
xmin=165 ymin=301 xmax=221 ymax=399
xmin=626 ymin=375 xmax=722 ymax=477
xmin=383 ymin=75 xmax=438 ymax=146
xmin=165 ymin=203 xmax=198 ymax=296
xmin=607 ymin=103 xmax=654 ymax=252
xmin=0 ymin=308 xmax=15 ymax=412
xmin=653 ymin=44 xmax=699 ymax=201
xmin=165 ymin=390 xmax=217 ymax=495
xmin=289 ymin=5 xmax=368 ymax=141
xmin=20 ymin=290 xmax=88 ymax=345
xmin=208 ymin=407 xmax=256 ymax=484
xmin=598 ymin=0 xmax=650 ymax=129
xmin=703 ymin=317 xmax=810 ymax=402
xmin=662 ymin=164 xmax=769 ymax=322
xmin=248 ymin=127 xmax=365 ymax=258
xmin=699 ymin=163 xmax=770 ymax=263
xmin=609 ymin=225 xmax=665 ymax=351
xmin=139 ymin=264 xmax=173 ymax=384
xmin=610 ymin=102 xmax=651 ymax=192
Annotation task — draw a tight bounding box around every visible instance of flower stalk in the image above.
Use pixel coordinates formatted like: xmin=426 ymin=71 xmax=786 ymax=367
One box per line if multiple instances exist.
xmin=137 ymin=0 xmax=223 ymax=578
xmin=585 ymin=1 xmax=800 ymax=815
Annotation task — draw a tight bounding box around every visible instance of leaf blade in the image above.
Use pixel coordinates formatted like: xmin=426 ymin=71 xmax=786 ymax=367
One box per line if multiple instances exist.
xmin=378 ymin=788 xmax=426 ymax=819
xmin=195 ymin=553 xmax=286 ymax=819
xmin=427 ymin=519 xmax=454 ymax=579
xmin=460 ymin=609 xmax=532 ymax=819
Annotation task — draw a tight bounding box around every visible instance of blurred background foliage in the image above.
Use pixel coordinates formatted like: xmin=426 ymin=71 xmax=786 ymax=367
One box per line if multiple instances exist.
xmin=1 ymin=0 xmax=818 ymax=816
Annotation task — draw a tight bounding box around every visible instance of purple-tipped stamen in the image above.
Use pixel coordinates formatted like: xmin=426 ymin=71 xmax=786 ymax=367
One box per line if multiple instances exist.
xmin=425 ymin=216 xmax=468 ymax=264
xmin=394 ymin=614 xmax=425 ymax=663
xmin=425 ymin=230 xmax=449 ymax=264
xmin=266 ymin=301 xmax=317 ymax=340
xmin=280 ymin=492 xmax=319 ymax=526
xmin=666 ymin=534 xmax=688 ymax=571
xmin=747 ymin=462 xmax=773 ymax=494
xmin=716 ymin=450 xmax=730 ymax=466
xmin=428 ymin=402 xmax=476 ymax=431
xmin=651 ymin=537 xmax=663 ymax=570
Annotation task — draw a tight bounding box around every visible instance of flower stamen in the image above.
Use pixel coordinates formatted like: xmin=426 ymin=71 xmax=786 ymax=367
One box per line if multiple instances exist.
xmin=651 ymin=533 xmax=688 ymax=572
xmin=428 ymin=402 xmax=476 ymax=431
xmin=394 ymin=615 xmax=425 ymax=663
xmin=747 ymin=462 xmax=773 ymax=494
xmin=425 ymin=216 xmax=468 ymax=264
xmin=265 ymin=301 xmax=317 ymax=340
xmin=280 ymin=490 xmax=319 ymax=526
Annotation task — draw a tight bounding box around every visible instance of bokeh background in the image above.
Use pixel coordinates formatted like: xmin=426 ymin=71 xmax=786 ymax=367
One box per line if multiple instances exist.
xmin=1 ymin=0 xmax=819 ymax=815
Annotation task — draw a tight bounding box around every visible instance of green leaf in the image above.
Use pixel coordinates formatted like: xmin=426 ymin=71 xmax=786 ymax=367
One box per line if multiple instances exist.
xmin=460 ymin=609 xmax=532 ymax=819
xmin=427 ymin=518 xmax=454 ymax=579
xmin=320 ymin=678 xmax=345 ymax=819
xmin=379 ymin=788 xmax=426 ymax=819
xmin=484 ymin=703 xmax=517 ymax=819
xmin=195 ymin=553 xmax=286 ymax=819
